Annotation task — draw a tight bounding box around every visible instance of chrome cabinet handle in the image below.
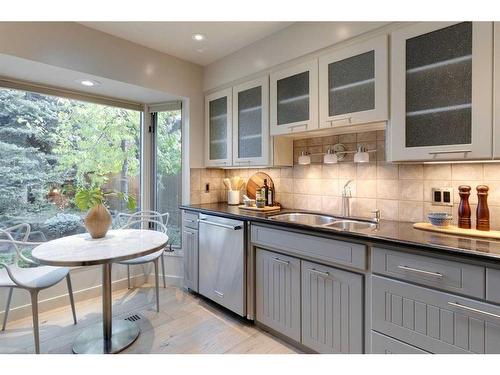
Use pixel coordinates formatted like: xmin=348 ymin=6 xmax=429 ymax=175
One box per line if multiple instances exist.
xmin=235 ymin=160 xmax=251 ymax=164
xmin=214 ymin=290 xmax=224 ymax=297
xmin=184 ymin=219 xmax=196 ymax=223
xmin=272 ymin=257 xmax=290 ymax=266
xmin=198 ymin=219 xmax=242 ymax=230
xmin=428 ymin=150 xmax=471 ymax=155
xmin=447 ymin=302 xmax=500 ymax=320
xmin=329 ymin=117 xmax=352 ymax=125
xmin=397 ymin=265 xmax=443 ymax=278
xmin=308 ymin=268 xmax=330 ymax=277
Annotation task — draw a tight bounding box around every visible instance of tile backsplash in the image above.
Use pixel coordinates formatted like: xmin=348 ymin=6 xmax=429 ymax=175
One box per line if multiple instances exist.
xmin=191 ymin=130 xmax=500 ymax=228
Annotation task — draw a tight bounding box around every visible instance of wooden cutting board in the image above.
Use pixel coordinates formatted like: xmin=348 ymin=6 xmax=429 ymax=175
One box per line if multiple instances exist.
xmin=238 ymin=205 xmax=281 ymax=212
xmin=246 ymin=172 xmax=275 ymax=199
xmin=413 ymin=222 xmax=500 ymax=240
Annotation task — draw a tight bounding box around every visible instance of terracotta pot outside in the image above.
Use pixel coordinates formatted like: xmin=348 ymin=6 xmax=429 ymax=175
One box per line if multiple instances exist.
xmin=84 ymin=203 xmax=112 ymax=239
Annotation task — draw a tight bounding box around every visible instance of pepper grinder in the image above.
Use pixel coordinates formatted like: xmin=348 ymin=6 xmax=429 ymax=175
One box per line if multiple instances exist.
xmin=476 ymin=185 xmax=490 ymax=231
xmin=458 ymin=185 xmax=471 ymax=229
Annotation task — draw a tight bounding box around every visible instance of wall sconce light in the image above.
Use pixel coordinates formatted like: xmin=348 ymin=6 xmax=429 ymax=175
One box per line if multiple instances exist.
xmin=297 ymin=143 xmax=376 ymax=165
xmin=298 ymin=151 xmax=311 ymax=165
xmin=353 ymin=145 xmax=377 ymax=163
xmin=323 ymin=148 xmax=338 ymax=164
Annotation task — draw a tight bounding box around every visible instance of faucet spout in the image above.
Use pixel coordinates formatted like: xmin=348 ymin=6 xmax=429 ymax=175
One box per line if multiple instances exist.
xmin=341 ymin=180 xmax=354 ymax=217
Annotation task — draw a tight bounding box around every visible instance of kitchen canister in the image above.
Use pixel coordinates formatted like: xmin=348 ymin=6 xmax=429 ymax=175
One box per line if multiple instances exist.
xmin=228 ymin=190 xmax=240 ymax=205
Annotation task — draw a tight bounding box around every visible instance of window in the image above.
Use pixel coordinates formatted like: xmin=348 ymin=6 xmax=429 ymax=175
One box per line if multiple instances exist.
xmin=0 ymin=87 xmax=142 ymax=241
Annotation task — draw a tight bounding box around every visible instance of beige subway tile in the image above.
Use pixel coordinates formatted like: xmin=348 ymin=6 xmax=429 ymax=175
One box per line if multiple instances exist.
xmin=357 ymin=163 xmax=377 ymax=179
xmin=339 ymin=133 xmax=357 ymax=143
xmin=208 ymin=177 xmax=222 ymax=190
xmin=489 ymin=205 xmax=500 ymax=230
xmin=280 ymin=167 xmax=293 ymax=178
xmin=322 ymin=196 xmax=341 ymax=215
xmin=293 ymin=138 xmax=308 ymax=147
xmin=398 ymin=201 xmax=424 ymax=222
xmin=399 ymin=180 xmax=424 ymax=201
xmin=424 ymin=164 xmax=452 ymax=180
xmin=322 ymin=164 xmax=339 ymax=179
xmin=376 ymin=199 xmax=399 ymax=221
xmin=357 ymin=179 xmax=377 ymax=198
xmin=377 ymin=162 xmax=398 ymax=180
xmin=277 ymin=193 xmax=294 ymax=209
xmin=200 ymin=191 xmax=212 ymax=204
xmin=293 ymin=179 xmax=323 ymax=195
xmin=452 ymin=181 xmax=478 ymax=205
xmin=452 ymin=164 xmax=483 ymax=181
xmin=376 ymin=180 xmax=399 ymax=200
xmin=376 ymin=140 xmax=385 ymax=162
xmin=190 ymin=169 xmax=201 ymax=191
xmin=357 ymin=131 xmax=377 ymax=142
xmin=484 ymin=163 xmax=500 ymax=180
xmin=190 ymin=191 xmax=201 ymax=205
xmin=376 ymin=130 xmax=385 ymax=141
xmin=293 ymin=194 xmax=322 ymax=211
xmin=322 ymin=135 xmax=339 ymax=145
xmin=338 ymin=163 xmax=357 ymax=179
xmin=321 ymin=179 xmax=339 ymax=196
xmin=399 ymin=164 xmax=423 ymax=180
xmin=306 ymin=137 xmax=324 ymax=146
xmin=279 ymin=178 xmax=294 ymax=194
xmin=483 ymin=181 xmax=500 ymax=206
xmin=210 ymin=169 xmax=225 ymax=178
xmin=353 ymin=198 xmax=377 ymax=217
xmin=339 ymin=179 xmax=357 ymax=197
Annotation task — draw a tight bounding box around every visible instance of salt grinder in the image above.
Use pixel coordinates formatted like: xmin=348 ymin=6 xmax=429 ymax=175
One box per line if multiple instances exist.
xmin=476 ymin=185 xmax=490 ymax=231
xmin=458 ymin=185 xmax=471 ymax=229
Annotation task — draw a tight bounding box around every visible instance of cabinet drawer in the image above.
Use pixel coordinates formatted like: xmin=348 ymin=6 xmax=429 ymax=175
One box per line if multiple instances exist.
xmin=371 ymin=331 xmax=428 ymax=354
xmin=372 ymin=275 xmax=500 ymax=354
xmin=372 ymin=247 xmax=485 ymax=298
xmin=256 ymin=248 xmax=301 ymax=342
xmin=486 ymin=268 xmax=500 ymax=304
xmin=183 ymin=211 xmax=199 ymax=229
xmin=251 ymin=225 xmax=366 ymax=270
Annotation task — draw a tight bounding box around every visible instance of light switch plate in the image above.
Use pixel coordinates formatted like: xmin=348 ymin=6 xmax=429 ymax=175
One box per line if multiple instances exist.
xmin=432 ymin=187 xmax=453 ymax=206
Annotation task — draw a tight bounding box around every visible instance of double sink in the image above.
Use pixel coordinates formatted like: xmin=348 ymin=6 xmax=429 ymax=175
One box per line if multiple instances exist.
xmin=269 ymin=212 xmax=378 ymax=231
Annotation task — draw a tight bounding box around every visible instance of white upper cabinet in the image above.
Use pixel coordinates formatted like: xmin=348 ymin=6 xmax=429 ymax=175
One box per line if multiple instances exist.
xmin=205 ymin=88 xmax=232 ymax=167
xmin=270 ymin=60 xmax=318 ymax=135
xmin=388 ymin=22 xmax=493 ymax=162
xmin=232 ymin=77 xmax=270 ymax=166
xmin=319 ymin=35 xmax=388 ymax=129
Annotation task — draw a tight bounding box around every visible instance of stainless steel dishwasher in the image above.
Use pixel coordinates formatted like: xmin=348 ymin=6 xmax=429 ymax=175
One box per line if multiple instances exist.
xmin=198 ymin=214 xmax=246 ymax=316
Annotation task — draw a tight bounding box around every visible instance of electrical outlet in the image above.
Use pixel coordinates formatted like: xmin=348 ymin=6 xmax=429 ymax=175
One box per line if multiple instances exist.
xmin=205 ymin=183 xmax=210 ymax=193
xmin=432 ymin=187 xmax=453 ymax=206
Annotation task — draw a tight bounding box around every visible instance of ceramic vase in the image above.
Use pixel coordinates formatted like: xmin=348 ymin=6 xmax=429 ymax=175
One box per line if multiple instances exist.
xmin=84 ymin=203 xmax=112 ymax=239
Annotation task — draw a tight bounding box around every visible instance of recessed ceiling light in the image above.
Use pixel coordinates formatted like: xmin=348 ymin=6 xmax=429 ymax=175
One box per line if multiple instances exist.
xmin=192 ymin=33 xmax=206 ymax=42
xmin=77 ymin=79 xmax=101 ymax=87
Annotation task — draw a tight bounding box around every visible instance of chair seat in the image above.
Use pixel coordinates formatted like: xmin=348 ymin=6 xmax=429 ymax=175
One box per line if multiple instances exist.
xmin=8 ymin=265 xmax=70 ymax=289
xmin=0 ymin=269 xmax=16 ymax=287
xmin=117 ymin=249 xmax=164 ymax=265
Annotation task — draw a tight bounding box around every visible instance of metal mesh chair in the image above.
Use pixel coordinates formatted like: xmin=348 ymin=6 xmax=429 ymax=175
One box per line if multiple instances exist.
xmin=0 ymin=224 xmax=77 ymax=353
xmin=115 ymin=218 xmax=168 ymax=312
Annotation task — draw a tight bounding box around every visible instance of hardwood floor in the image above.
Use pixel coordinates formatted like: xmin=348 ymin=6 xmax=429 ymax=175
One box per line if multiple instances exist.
xmin=0 ymin=284 xmax=300 ymax=354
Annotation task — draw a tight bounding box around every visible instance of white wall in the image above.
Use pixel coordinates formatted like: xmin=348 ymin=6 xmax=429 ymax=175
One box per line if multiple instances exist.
xmin=203 ymin=21 xmax=391 ymax=92
xmin=0 ymin=22 xmax=205 ymax=168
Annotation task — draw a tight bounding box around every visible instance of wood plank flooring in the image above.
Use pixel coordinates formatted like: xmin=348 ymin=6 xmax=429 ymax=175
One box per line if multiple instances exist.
xmin=0 ymin=284 xmax=300 ymax=354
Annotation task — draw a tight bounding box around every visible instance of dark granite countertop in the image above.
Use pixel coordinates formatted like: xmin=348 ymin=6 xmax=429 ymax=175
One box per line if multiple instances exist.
xmin=180 ymin=203 xmax=500 ymax=262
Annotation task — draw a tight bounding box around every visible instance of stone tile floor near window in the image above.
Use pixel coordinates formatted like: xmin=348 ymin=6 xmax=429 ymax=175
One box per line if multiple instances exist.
xmin=0 ymin=284 xmax=299 ymax=354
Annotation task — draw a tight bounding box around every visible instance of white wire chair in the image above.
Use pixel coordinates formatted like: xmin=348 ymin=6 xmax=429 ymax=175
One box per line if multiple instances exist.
xmin=115 ymin=210 xmax=170 ymax=290
xmin=0 ymin=224 xmax=77 ymax=354
xmin=116 ymin=218 xmax=168 ymax=312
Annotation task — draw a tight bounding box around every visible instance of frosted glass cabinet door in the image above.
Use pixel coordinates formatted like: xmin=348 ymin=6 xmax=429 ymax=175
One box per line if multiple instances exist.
xmin=205 ymin=88 xmax=232 ymax=167
xmin=389 ymin=22 xmax=493 ymax=162
xmin=270 ymin=60 xmax=318 ymax=135
xmin=319 ymin=35 xmax=388 ymax=128
xmin=232 ymin=76 xmax=270 ymax=166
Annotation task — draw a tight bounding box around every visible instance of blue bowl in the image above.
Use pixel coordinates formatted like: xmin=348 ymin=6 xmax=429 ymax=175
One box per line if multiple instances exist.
xmin=428 ymin=212 xmax=453 ymax=227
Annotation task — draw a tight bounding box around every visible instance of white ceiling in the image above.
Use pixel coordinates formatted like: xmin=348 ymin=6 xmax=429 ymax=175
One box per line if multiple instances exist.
xmin=79 ymin=22 xmax=294 ymax=66
xmin=0 ymin=54 xmax=180 ymax=104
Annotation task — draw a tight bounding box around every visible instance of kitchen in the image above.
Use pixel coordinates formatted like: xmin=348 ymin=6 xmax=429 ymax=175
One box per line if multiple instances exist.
xmin=1 ymin=2 xmax=500 ymax=371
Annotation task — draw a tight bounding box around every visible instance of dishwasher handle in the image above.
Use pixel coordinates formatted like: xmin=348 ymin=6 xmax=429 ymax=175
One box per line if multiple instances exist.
xmin=198 ymin=218 xmax=243 ymax=230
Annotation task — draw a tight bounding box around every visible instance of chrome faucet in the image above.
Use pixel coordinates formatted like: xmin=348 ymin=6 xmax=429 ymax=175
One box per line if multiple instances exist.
xmin=342 ymin=180 xmax=353 ymax=217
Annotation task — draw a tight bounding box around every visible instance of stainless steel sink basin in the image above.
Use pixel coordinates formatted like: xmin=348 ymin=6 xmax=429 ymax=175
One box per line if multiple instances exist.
xmin=269 ymin=213 xmax=337 ymax=226
xmin=325 ymin=220 xmax=377 ymax=231
xmin=269 ymin=212 xmax=377 ymax=231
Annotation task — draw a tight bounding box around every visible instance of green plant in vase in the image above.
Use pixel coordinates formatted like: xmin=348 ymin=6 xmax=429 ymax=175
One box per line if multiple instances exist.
xmin=75 ymin=187 xmax=136 ymax=238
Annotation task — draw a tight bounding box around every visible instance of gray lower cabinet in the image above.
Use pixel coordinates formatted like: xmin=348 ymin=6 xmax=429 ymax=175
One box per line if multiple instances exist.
xmin=301 ymin=260 xmax=363 ymax=353
xmin=183 ymin=227 xmax=199 ymax=292
xmin=255 ymin=248 xmax=301 ymax=342
xmin=372 ymin=331 xmax=428 ymax=354
xmin=373 ymin=275 xmax=500 ymax=353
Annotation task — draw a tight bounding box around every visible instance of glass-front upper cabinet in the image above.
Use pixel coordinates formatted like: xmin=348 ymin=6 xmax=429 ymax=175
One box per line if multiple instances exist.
xmin=232 ymin=76 xmax=270 ymax=166
xmin=319 ymin=35 xmax=388 ymax=129
xmin=389 ymin=22 xmax=493 ymax=162
xmin=270 ymin=60 xmax=318 ymax=135
xmin=205 ymin=88 xmax=232 ymax=167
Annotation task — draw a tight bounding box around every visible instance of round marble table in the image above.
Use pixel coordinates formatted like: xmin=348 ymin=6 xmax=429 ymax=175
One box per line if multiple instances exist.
xmin=32 ymin=229 xmax=168 ymax=354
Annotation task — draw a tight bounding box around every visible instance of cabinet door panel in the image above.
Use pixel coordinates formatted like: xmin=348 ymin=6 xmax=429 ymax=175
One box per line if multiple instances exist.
xmin=301 ymin=261 xmax=363 ymax=353
xmin=205 ymin=88 xmax=232 ymax=167
xmin=389 ymin=22 xmax=493 ymax=162
xmin=372 ymin=331 xmax=429 ymax=354
xmin=256 ymin=248 xmax=301 ymax=342
xmin=183 ymin=228 xmax=198 ymax=292
xmin=373 ymin=276 xmax=500 ymax=354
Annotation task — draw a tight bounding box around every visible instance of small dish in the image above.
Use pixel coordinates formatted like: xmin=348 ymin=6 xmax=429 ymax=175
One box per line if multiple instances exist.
xmin=243 ymin=199 xmax=256 ymax=207
xmin=428 ymin=212 xmax=453 ymax=227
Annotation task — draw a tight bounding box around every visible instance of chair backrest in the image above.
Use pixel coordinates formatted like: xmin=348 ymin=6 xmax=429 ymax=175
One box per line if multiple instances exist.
xmin=120 ymin=218 xmax=168 ymax=235
xmin=114 ymin=210 xmax=170 ymax=228
xmin=0 ymin=229 xmax=41 ymax=268
xmin=0 ymin=223 xmax=31 ymax=242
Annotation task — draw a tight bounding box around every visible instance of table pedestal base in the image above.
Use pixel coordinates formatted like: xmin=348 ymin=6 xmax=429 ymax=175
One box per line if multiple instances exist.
xmin=73 ymin=320 xmax=139 ymax=354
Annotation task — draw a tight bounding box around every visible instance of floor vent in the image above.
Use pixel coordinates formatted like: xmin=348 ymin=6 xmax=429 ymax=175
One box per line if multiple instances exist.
xmin=125 ymin=314 xmax=141 ymax=322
